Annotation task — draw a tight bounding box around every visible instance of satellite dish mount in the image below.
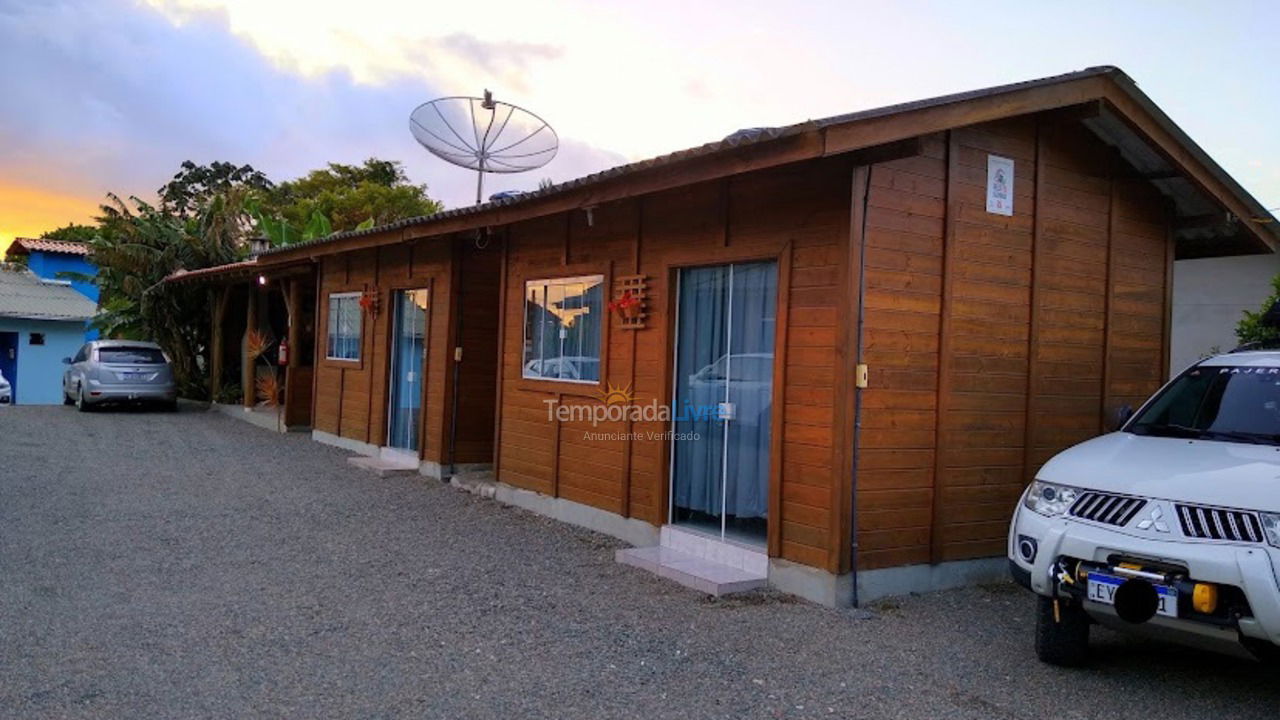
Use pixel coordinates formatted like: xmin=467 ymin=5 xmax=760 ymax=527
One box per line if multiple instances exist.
xmin=410 ymin=90 xmax=559 ymax=205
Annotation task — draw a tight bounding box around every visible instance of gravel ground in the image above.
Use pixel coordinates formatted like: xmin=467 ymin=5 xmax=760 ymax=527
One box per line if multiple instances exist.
xmin=1 ymin=405 xmax=1277 ymax=719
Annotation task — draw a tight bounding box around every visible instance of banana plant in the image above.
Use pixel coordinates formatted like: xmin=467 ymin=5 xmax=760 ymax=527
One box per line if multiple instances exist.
xmin=245 ymin=196 xmax=335 ymax=247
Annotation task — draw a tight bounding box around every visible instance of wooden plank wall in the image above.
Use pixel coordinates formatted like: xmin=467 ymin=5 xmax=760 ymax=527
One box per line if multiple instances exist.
xmin=312 ymin=236 xmax=456 ymax=461
xmin=299 ymin=117 xmax=1171 ymax=576
xmin=857 ymin=118 xmax=1172 ymax=570
xmin=453 ymin=242 xmax=502 ymax=464
xmin=856 ymin=133 xmax=949 ymax=570
xmin=496 ymin=157 xmax=852 ymax=570
xmin=932 ymin=118 xmax=1039 ymax=563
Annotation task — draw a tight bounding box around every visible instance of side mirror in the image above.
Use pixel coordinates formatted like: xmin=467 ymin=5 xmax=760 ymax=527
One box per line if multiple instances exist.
xmin=62 ymin=357 xmax=72 ymax=364
xmin=1108 ymin=404 xmax=1134 ymax=432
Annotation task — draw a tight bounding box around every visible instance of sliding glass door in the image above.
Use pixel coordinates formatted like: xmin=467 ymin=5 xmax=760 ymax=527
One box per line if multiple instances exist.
xmin=387 ymin=289 xmax=429 ymax=452
xmin=670 ymin=261 xmax=777 ymax=545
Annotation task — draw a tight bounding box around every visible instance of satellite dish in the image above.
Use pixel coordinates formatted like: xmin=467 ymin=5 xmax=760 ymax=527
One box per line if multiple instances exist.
xmin=409 ymin=90 xmax=559 ymax=204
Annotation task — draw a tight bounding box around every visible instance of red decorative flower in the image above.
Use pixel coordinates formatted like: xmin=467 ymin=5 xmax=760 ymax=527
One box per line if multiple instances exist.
xmin=608 ymin=291 xmax=641 ymax=315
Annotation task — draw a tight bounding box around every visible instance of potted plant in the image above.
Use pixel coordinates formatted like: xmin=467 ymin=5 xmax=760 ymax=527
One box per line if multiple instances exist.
xmin=246 ymin=329 xmax=283 ymax=431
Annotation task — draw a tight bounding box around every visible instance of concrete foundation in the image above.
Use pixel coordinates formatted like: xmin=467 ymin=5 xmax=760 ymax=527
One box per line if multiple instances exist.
xmin=450 ymin=471 xmax=660 ymax=549
xmin=419 ymin=461 xmax=491 ymax=481
xmin=447 ymin=470 xmax=1008 ymax=607
xmin=769 ymin=559 xmax=854 ymax=607
xmin=854 ymin=557 xmax=1008 ymax=604
xmin=311 ymin=429 xmax=378 ymax=457
xmin=210 ymin=402 xmax=306 ymax=433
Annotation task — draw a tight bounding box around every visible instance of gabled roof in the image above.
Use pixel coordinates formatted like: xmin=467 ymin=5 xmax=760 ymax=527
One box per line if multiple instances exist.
xmin=238 ymin=66 xmax=1271 ymax=263
xmin=0 ymin=266 xmax=97 ymax=321
xmin=6 ymin=238 xmax=91 ymax=257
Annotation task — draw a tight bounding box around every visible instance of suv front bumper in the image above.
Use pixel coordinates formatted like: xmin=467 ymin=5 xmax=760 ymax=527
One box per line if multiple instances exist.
xmin=1010 ymin=505 xmax=1280 ymax=649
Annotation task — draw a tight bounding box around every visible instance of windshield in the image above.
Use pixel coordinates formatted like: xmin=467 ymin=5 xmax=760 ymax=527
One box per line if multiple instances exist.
xmin=1126 ymin=365 xmax=1280 ymax=445
xmin=98 ymin=347 xmax=166 ymax=364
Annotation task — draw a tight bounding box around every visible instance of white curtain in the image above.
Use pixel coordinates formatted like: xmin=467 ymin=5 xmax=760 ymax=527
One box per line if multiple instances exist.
xmin=672 ymin=262 xmax=776 ymax=522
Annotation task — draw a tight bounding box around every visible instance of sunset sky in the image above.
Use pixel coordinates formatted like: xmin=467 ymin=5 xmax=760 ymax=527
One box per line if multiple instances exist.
xmin=1 ymin=0 xmax=1277 ymax=254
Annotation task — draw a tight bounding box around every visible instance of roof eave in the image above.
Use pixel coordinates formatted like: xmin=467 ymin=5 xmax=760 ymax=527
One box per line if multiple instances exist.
xmin=1097 ymin=73 xmax=1279 ymax=256
xmin=253 ymin=65 xmax=1275 ymax=263
xmin=0 ymin=313 xmax=94 ymax=322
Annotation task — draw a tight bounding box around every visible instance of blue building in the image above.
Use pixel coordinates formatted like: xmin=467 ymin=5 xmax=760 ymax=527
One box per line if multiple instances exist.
xmin=0 ymin=267 xmax=97 ymax=404
xmin=6 ymin=238 xmax=99 ymax=340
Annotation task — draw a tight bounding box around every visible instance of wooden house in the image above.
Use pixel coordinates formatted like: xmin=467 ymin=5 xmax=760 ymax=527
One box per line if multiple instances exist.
xmin=184 ymin=67 xmax=1279 ymax=605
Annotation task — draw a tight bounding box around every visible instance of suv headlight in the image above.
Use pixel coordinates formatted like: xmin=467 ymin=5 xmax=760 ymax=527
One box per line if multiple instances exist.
xmin=1259 ymin=513 xmax=1280 ymax=548
xmin=1023 ymin=481 xmax=1081 ymax=517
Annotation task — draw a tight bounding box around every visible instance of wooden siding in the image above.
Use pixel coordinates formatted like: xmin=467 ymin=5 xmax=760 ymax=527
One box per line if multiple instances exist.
xmin=453 ymin=243 xmax=502 ymax=463
xmin=312 ymin=237 xmax=457 ymax=461
xmin=856 ymin=118 xmax=1172 ymax=570
xmin=299 ymin=117 xmax=1174 ymax=577
xmin=857 ymin=133 xmax=949 ymax=570
xmin=496 ymin=157 xmax=853 ymax=570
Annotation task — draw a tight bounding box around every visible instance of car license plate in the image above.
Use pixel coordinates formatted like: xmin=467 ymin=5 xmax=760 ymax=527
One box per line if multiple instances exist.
xmin=1086 ymin=571 xmax=1177 ymax=618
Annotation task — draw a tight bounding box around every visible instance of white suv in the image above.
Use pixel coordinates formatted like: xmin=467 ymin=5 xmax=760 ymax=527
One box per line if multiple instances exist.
xmin=1009 ymin=350 xmax=1280 ymax=665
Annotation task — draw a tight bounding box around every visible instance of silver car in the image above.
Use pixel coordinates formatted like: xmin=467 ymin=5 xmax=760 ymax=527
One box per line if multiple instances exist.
xmin=62 ymin=340 xmax=177 ymax=411
xmin=0 ymin=369 xmax=10 ymax=405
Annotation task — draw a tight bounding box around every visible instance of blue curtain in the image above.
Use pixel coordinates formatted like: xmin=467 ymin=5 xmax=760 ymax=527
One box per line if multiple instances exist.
xmin=672 ymin=262 xmax=776 ymax=528
xmin=388 ymin=290 xmax=427 ymax=450
xmin=673 ymin=265 xmax=730 ymax=518
xmin=724 ymin=263 xmax=776 ymax=520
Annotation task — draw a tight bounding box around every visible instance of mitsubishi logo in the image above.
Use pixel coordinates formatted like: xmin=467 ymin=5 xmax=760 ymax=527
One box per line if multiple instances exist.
xmin=1136 ymin=506 xmax=1170 ymax=533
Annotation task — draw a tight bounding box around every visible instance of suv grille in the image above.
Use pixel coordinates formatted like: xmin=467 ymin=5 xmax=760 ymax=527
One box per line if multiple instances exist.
xmin=1175 ymin=504 xmax=1263 ymax=543
xmin=1068 ymin=491 xmax=1147 ymax=527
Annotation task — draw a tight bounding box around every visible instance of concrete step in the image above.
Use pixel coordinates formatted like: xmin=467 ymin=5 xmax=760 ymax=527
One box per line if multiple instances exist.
xmin=660 ymin=525 xmax=769 ymax=575
xmin=347 ymin=455 xmax=418 ymax=477
xmin=616 ymin=545 xmax=767 ymax=596
xmin=450 ymin=470 xmax=498 ymax=498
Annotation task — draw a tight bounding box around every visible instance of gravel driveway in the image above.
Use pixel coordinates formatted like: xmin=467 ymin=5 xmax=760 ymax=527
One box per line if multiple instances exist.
xmin=1 ymin=405 xmax=1276 ymax=718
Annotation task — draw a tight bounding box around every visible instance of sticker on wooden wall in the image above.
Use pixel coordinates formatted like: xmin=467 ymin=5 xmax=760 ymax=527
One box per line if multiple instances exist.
xmin=986 ymin=154 xmax=1014 ymax=216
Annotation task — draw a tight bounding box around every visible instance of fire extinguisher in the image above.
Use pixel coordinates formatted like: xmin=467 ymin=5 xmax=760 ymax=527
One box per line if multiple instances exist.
xmin=278 ymin=337 xmax=289 ymax=367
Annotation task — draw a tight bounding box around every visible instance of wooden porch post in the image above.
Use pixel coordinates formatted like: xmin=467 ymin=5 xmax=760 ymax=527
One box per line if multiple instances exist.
xmin=284 ymin=278 xmax=301 ymax=425
xmin=210 ymin=286 xmax=229 ymax=402
xmin=243 ymin=285 xmax=257 ymax=408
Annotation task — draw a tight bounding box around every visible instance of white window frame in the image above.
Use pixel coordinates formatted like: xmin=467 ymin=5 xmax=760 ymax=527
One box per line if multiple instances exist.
xmin=326 ymin=291 xmax=363 ymax=362
xmin=521 ymin=274 xmax=604 ymax=384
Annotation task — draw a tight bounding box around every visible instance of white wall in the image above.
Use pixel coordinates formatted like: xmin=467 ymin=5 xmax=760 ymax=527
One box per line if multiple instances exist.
xmin=1171 ymin=253 xmax=1280 ymax=375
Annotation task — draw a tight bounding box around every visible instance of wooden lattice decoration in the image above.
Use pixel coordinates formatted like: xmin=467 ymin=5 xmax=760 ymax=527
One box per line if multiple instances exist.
xmin=610 ymin=275 xmax=648 ymax=330
xmin=358 ymin=289 xmax=381 ymax=318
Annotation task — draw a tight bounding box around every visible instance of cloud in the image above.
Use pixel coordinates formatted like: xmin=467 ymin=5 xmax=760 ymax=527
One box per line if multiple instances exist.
xmin=0 ymin=0 xmax=624 ymax=235
xmin=428 ymin=35 xmax=563 ymax=95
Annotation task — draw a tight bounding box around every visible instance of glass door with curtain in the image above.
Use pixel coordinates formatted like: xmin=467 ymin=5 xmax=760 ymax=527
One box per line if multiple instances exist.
xmin=670 ymin=261 xmax=777 ymax=545
xmin=387 ymin=289 xmax=429 ymax=452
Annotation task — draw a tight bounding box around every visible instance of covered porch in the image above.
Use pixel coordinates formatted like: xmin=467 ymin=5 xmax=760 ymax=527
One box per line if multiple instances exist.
xmin=171 ymin=258 xmax=318 ymax=431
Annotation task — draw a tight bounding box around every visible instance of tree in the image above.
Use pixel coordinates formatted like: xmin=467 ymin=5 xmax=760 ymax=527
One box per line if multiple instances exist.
xmin=262 ymin=158 xmax=441 ymax=233
xmin=40 ymin=223 xmax=98 ymax=244
xmin=53 ymin=157 xmax=441 ymax=397
xmin=89 ymin=192 xmax=246 ymax=396
xmin=159 ymin=160 xmax=273 ymax=219
xmin=1237 ymin=273 xmax=1280 ymax=348
xmin=245 ymin=196 xmax=334 ymax=248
